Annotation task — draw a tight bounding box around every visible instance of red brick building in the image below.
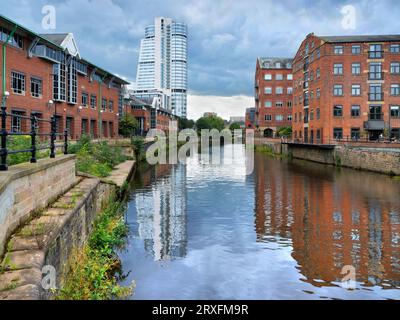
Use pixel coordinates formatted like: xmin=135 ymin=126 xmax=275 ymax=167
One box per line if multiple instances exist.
xmin=245 ymin=107 xmax=255 ymax=129
xmin=255 ymin=57 xmax=293 ymax=137
xmin=292 ymin=33 xmax=400 ymax=143
xmin=0 ymin=15 xmax=128 ymax=140
xmin=124 ymin=95 xmax=177 ymax=135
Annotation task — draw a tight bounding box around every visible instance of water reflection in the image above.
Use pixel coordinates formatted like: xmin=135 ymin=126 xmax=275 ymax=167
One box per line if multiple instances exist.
xmin=119 ymin=145 xmax=400 ymax=299
xmin=254 ymin=153 xmax=400 ymax=290
xmin=130 ymin=164 xmax=187 ymax=261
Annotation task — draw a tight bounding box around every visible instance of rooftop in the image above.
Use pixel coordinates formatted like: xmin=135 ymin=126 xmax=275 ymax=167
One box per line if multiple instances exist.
xmin=319 ymin=34 xmax=400 ymax=43
xmin=257 ymin=57 xmax=293 ymax=69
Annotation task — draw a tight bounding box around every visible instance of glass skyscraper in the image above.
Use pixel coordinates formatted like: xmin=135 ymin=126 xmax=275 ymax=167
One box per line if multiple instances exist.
xmin=135 ymin=17 xmax=188 ymax=118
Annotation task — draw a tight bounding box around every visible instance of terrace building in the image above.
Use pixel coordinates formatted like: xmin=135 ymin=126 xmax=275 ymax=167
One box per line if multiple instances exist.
xmin=255 ymin=57 xmax=293 ymax=138
xmin=292 ymin=33 xmax=400 ymax=143
xmin=0 ymin=15 xmax=128 ymax=140
xmin=245 ymin=107 xmax=256 ymax=129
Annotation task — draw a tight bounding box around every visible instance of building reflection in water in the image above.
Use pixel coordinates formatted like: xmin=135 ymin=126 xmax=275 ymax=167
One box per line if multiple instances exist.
xmin=133 ymin=163 xmax=187 ymax=261
xmin=254 ymin=153 xmax=400 ymax=289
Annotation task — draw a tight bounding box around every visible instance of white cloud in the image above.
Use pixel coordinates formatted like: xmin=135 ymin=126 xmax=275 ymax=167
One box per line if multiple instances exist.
xmin=187 ymin=94 xmax=254 ymax=120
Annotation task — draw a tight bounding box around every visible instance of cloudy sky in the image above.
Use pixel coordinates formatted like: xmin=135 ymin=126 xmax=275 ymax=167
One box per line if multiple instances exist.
xmin=1 ymin=0 xmax=400 ymax=119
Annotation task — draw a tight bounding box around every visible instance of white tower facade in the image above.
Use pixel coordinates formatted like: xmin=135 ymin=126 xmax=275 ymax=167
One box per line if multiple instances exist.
xmin=135 ymin=17 xmax=188 ymax=118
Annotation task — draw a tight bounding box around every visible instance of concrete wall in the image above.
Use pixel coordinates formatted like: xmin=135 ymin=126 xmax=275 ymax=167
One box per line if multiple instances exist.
xmin=0 ymin=155 xmax=77 ymax=257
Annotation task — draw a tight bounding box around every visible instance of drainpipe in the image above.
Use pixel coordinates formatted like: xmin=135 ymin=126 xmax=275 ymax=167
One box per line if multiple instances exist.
xmin=97 ymin=74 xmax=108 ymax=139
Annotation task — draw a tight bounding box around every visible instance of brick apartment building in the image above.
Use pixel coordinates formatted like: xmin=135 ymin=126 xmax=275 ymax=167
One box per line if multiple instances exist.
xmin=124 ymin=95 xmax=177 ymax=135
xmin=0 ymin=15 xmax=128 ymax=140
xmin=254 ymin=57 xmax=293 ymax=137
xmin=292 ymin=33 xmax=400 ymax=143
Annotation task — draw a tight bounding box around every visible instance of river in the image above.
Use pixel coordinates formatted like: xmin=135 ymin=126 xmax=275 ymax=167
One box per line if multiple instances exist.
xmin=117 ymin=144 xmax=400 ymax=300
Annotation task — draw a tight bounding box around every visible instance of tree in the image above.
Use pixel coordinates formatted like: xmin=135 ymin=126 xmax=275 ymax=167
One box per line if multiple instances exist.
xmin=195 ymin=115 xmax=225 ymax=132
xmin=119 ymin=113 xmax=139 ymax=138
xmin=276 ymin=126 xmax=292 ymax=137
xmin=229 ymin=122 xmax=241 ymax=131
xmin=178 ymin=117 xmax=195 ymax=130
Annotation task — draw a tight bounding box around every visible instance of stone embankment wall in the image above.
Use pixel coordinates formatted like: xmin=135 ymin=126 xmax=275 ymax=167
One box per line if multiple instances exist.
xmin=0 ymin=155 xmax=77 ymax=257
xmin=0 ymin=158 xmax=136 ymax=300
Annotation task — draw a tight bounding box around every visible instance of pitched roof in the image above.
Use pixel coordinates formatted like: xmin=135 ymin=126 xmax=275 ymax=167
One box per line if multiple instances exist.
xmin=319 ymin=35 xmax=400 ymax=43
xmin=39 ymin=33 xmax=69 ymax=46
xmin=257 ymin=57 xmax=293 ymax=69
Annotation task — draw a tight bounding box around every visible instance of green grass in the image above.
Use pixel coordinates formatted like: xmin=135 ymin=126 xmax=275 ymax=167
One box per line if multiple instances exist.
xmin=69 ymin=135 xmax=127 ymax=178
xmin=7 ymin=136 xmax=51 ymax=166
xmin=55 ymin=199 xmax=134 ymax=300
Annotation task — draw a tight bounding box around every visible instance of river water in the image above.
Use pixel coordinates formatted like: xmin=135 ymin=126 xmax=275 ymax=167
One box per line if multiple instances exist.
xmin=118 ymin=144 xmax=400 ymax=300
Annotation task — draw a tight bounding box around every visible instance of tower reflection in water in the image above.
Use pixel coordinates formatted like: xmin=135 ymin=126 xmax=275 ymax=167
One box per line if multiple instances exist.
xmin=254 ymin=153 xmax=400 ymax=289
xmin=133 ymin=163 xmax=187 ymax=261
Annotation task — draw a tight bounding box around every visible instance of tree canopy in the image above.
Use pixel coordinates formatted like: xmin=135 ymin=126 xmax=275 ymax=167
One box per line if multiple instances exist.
xmin=195 ymin=115 xmax=225 ymax=132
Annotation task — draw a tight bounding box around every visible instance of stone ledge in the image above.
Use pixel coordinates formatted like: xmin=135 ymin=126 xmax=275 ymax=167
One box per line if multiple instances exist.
xmin=0 ymin=154 xmax=76 ymax=195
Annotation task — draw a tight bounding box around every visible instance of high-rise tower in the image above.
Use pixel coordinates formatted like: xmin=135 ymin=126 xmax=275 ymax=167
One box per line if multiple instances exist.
xmin=135 ymin=17 xmax=188 ymax=118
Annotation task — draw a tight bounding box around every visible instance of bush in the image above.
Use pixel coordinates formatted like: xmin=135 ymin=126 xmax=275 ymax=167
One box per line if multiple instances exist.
xmin=119 ymin=113 xmax=139 ymax=138
xmin=7 ymin=135 xmax=51 ymax=166
xmin=131 ymin=136 xmax=145 ymax=161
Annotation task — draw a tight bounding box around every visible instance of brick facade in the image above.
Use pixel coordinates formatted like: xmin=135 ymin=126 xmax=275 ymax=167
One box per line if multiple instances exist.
xmin=255 ymin=57 xmax=293 ymax=137
xmin=0 ymin=15 xmax=128 ymax=140
xmin=293 ymin=33 xmax=400 ymax=144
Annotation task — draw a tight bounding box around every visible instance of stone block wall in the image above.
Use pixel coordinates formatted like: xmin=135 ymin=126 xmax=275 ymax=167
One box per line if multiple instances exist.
xmin=0 ymin=155 xmax=77 ymax=257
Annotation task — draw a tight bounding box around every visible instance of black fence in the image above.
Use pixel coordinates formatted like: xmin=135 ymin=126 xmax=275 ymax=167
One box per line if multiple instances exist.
xmin=0 ymin=108 xmax=68 ymax=171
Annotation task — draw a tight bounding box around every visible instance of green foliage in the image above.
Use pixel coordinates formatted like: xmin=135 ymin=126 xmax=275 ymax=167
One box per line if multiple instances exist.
xmin=56 ymin=201 xmax=133 ymax=300
xmin=71 ymin=135 xmax=126 ymax=177
xmin=276 ymin=126 xmax=292 ymax=137
xmin=195 ymin=115 xmax=225 ymax=132
xmin=229 ymin=122 xmax=242 ymax=131
xmin=118 ymin=113 xmax=139 ymax=138
xmin=131 ymin=136 xmax=145 ymax=161
xmin=178 ymin=117 xmax=195 ymax=130
xmin=6 ymin=135 xmax=50 ymax=166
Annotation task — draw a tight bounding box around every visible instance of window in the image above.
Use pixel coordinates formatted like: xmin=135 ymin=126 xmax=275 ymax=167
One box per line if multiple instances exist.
xmin=351 ymin=128 xmax=360 ymax=140
xmin=351 ymin=105 xmax=361 ymax=117
xmin=275 ymin=115 xmax=284 ymax=121
xmin=316 ymin=88 xmax=321 ymax=98
xmin=391 ymin=84 xmax=400 ymax=96
xmin=316 ymin=108 xmax=320 ymax=119
xmin=287 ymin=115 xmax=292 ymax=121
xmin=391 ymin=62 xmax=400 ymax=74
xmin=11 ymin=111 xmax=24 ymax=132
xmin=287 ymin=101 xmax=292 ymax=108
xmin=333 ymin=84 xmax=343 ymax=96
xmin=52 ymin=54 xmax=66 ymax=101
xmin=352 ymin=45 xmax=361 ymax=54
xmin=81 ymin=92 xmax=88 ymax=107
xmin=391 ymin=44 xmax=400 ymax=53
xmin=351 ymin=84 xmax=361 ymax=96
xmin=90 ymin=94 xmax=97 ymax=109
xmin=30 ymin=77 xmax=42 ymax=98
xmin=276 ymin=87 xmax=283 ymax=94
xmin=352 ymin=63 xmax=361 ymax=75
xmin=369 ymin=84 xmax=383 ymax=101
xmin=11 ymin=71 xmax=25 ymax=94
xmin=316 ymin=48 xmax=321 ymax=58
xmin=275 ymin=62 xmax=281 ymax=68
xmin=67 ymin=58 xmax=78 ymax=104
xmin=333 ymin=128 xmax=343 ymax=139
xmin=264 ymin=101 xmax=272 ymax=108
xmin=264 ymin=87 xmax=272 ymax=94
xmin=333 ymin=105 xmax=343 ymax=117
xmin=264 ymin=74 xmax=272 ymax=81
xmin=316 ymin=68 xmax=320 ymax=78
xmin=369 ymin=44 xmax=383 ymax=58
xmin=334 ymin=63 xmax=343 ymax=75
xmin=276 ymin=74 xmax=283 ymax=80
xmin=287 ymin=87 xmax=293 ymax=94
xmin=391 ymin=105 xmax=400 ymax=117
xmin=334 ymin=45 xmax=344 ymax=55
xmin=286 ymin=62 xmax=292 ymax=69
xmin=265 ymin=114 xmax=272 ymax=121
xmin=0 ymin=27 xmax=24 ymax=48
xmin=108 ymin=100 xmax=114 ymax=112
xmin=310 ymin=110 xmax=314 ymax=120
xmin=369 ymin=105 xmax=382 ymax=120
xmin=369 ymin=62 xmax=383 ymax=79
xmin=276 ymin=101 xmax=284 ymax=107
xmin=287 ymin=74 xmax=293 ymax=80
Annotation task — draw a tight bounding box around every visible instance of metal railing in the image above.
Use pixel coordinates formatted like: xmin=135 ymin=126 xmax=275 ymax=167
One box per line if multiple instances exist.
xmin=0 ymin=108 xmax=68 ymax=171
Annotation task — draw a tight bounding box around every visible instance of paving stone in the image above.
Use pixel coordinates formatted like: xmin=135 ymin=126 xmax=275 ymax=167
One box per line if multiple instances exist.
xmin=0 ymin=284 xmax=40 ymax=300
xmin=0 ymin=268 xmax=42 ymax=292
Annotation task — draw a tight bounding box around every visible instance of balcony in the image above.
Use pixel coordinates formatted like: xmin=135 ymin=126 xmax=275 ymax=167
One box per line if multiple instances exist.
xmin=368 ymin=72 xmax=384 ymax=80
xmin=368 ymin=51 xmax=384 ymax=59
xmin=368 ymin=93 xmax=384 ymax=101
xmin=369 ymin=112 xmax=384 ymax=121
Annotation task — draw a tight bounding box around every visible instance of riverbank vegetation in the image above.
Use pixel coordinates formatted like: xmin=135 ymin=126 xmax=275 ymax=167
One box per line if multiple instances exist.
xmin=56 ymin=198 xmax=134 ymax=300
xmin=6 ymin=136 xmax=52 ymax=166
xmin=68 ymin=135 xmax=127 ymax=177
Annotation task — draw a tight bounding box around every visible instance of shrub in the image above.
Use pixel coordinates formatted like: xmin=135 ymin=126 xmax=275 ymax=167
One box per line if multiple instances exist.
xmin=7 ymin=135 xmax=51 ymax=166
xmin=131 ymin=136 xmax=145 ymax=161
